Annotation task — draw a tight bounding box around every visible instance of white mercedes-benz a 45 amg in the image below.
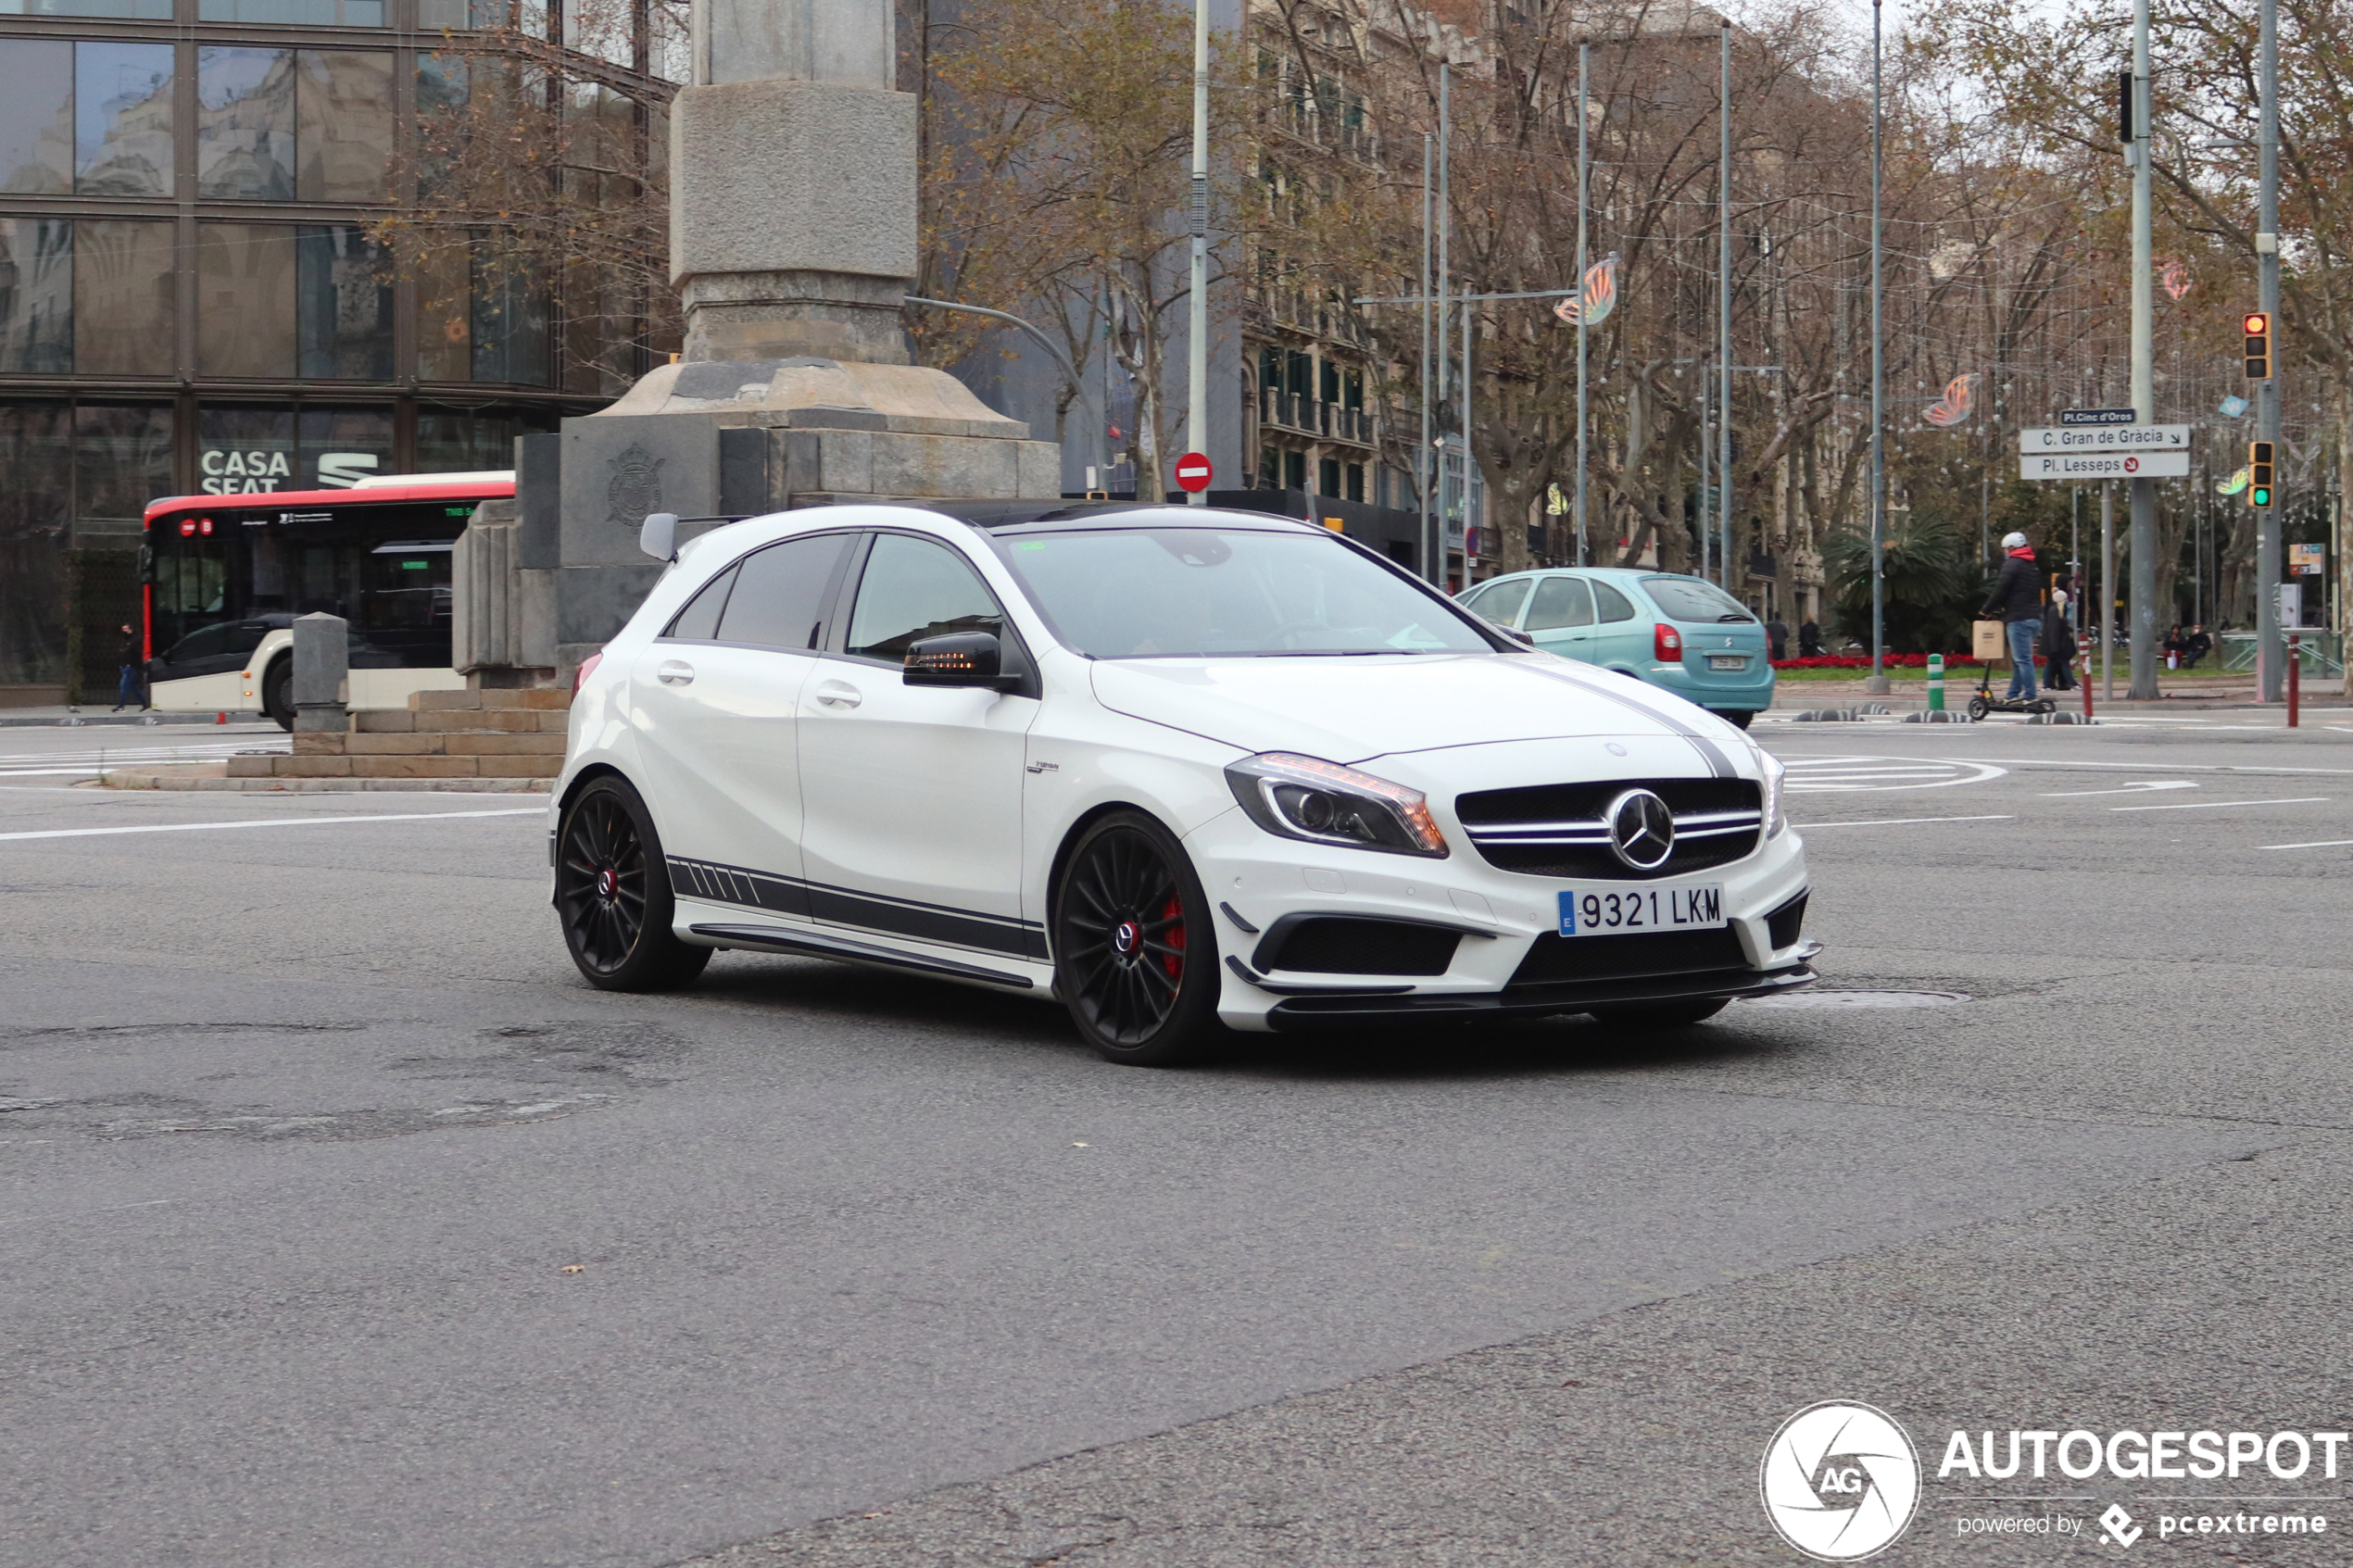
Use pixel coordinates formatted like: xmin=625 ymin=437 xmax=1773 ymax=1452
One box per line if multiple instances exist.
xmin=548 ymin=502 xmax=1818 ymax=1064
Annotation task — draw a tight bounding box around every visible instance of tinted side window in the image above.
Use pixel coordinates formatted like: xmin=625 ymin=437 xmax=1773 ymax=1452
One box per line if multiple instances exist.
xmin=1525 ymin=576 xmax=1593 ymax=631
xmin=1592 ymin=582 xmax=1638 ymax=623
xmin=1475 ymin=577 xmax=1531 ymax=626
xmin=714 ymin=533 xmax=851 ymax=649
xmin=845 ymin=534 xmax=1003 ymax=662
xmin=664 ymin=564 xmax=737 ymax=640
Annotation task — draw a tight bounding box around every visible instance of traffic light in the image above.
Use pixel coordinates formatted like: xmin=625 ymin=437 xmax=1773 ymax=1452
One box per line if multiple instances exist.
xmin=2249 ymin=440 xmax=2275 ymax=508
xmin=2244 ymin=312 xmax=2273 ymax=379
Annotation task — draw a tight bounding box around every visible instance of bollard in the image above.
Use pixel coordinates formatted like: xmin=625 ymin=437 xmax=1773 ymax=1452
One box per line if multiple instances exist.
xmin=1927 ymin=653 xmax=1944 ymax=712
xmin=2288 ymin=633 xmax=2300 ymax=728
xmin=292 ymin=612 xmax=350 ymax=733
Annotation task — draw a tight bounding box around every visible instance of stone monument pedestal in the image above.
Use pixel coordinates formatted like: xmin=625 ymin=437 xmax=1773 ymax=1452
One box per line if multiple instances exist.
xmin=497 ymin=0 xmax=1061 ymax=677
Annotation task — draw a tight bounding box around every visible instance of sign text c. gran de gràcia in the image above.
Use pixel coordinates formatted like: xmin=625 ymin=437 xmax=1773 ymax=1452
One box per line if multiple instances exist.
xmin=2020 ymin=424 xmax=2191 ymax=453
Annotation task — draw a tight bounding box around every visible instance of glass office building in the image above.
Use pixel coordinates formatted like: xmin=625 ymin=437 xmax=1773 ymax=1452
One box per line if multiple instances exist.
xmin=0 ymin=0 xmax=658 ymax=702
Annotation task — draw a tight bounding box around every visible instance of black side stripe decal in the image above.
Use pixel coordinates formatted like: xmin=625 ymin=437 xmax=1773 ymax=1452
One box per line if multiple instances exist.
xmin=1514 ymin=659 xmax=1739 ymax=779
xmin=669 ymin=856 xmax=1049 ymax=961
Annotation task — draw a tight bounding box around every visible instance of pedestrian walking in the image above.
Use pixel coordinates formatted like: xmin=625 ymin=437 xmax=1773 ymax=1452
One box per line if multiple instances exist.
xmin=1797 ymin=619 xmax=1824 ymax=658
xmin=1979 ymin=532 xmax=2043 ymax=702
xmin=1765 ymin=615 xmax=1789 ymax=662
xmin=113 ymin=623 xmax=143 ymax=712
xmin=2039 ymin=600 xmax=2077 ymax=691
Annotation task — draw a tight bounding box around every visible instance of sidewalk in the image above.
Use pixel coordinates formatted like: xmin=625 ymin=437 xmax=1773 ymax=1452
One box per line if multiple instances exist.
xmin=0 ymin=706 xmax=275 ymax=729
xmin=1769 ymin=674 xmax=2347 ymax=713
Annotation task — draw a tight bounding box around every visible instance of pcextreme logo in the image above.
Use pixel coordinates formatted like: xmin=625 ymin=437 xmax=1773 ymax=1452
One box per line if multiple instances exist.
xmin=1761 ymin=1400 xmax=1923 ymax=1562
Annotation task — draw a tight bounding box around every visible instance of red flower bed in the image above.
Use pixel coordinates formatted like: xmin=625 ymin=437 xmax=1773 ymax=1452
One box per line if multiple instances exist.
xmin=1771 ymin=653 xmax=2043 ymax=671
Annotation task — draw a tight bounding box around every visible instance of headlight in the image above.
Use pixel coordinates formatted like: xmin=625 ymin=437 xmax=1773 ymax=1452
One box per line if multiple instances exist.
xmin=1224 ymin=752 xmax=1449 ymax=858
xmin=1754 ymin=746 xmax=1788 ymax=837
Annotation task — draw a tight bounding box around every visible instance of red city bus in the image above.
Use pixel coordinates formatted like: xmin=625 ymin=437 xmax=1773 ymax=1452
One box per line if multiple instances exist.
xmin=142 ymin=474 xmax=512 ymax=727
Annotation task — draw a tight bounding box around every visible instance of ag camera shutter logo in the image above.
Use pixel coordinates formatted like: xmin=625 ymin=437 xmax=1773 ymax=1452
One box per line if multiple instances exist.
xmin=1760 ymin=1400 xmax=1921 ymax=1561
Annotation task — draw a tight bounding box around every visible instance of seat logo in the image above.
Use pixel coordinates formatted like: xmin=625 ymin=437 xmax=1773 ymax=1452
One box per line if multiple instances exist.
xmin=1760 ymin=1401 xmax=1920 ymax=1561
xmin=1604 ymin=788 xmax=1676 ymax=870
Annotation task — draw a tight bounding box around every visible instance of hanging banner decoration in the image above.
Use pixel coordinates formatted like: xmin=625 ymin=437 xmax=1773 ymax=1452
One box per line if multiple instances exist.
xmin=2220 ymin=394 xmax=2250 ymax=420
xmin=2217 ymin=466 xmax=2249 ymax=496
xmin=2160 ymin=259 xmax=2191 ymax=300
xmin=1551 ymin=252 xmax=1619 ymax=327
xmin=1921 ymin=373 xmax=1981 ymax=428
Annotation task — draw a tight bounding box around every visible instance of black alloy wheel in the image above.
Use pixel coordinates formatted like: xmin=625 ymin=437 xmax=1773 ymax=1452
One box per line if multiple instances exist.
xmin=555 ymin=775 xmax=711 ymax=991
xmin=1721 ymin=709 xmax=1756 ymax=730
xmin=1053 ymin=811 xmax=1222 ymax=1065
xmin=1587 ymin=997 xmax=1730 ymax=1030
xmin=262 ymin=657 xmax=295 ymax=730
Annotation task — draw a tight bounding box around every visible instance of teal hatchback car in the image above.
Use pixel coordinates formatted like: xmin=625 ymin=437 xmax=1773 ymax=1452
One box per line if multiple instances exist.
xmin=1457 ymin=568 xmax=1775 ymax=728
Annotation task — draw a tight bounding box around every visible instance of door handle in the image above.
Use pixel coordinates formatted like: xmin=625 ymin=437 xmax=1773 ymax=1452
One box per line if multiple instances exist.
xmin=812 ymin=680 xmax=862 ymax=709
xmin=657 ymin=659 xmax=695 ymax=686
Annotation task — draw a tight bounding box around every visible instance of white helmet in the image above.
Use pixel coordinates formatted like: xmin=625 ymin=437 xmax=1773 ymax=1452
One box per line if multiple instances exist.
xmin=2001 ymin=531 xmax=2029 ymax=549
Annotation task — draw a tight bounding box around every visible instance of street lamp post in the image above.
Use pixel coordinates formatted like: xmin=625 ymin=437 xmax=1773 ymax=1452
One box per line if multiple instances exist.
xmin=1185 ymin=0 xmax=1209 ymax=506
xmin=1576 ymin=41 xmax=1591 ymax=568
xmin=2128 ymin=0 xmax=2158 ymax=698
xmin=2257 ymin=0 xmax=2284 ymax=696
xmin=1865 ymin=0 xmax=1888 ymax=696
xmin=1718 ymin=19 xmax=1734 ymax=595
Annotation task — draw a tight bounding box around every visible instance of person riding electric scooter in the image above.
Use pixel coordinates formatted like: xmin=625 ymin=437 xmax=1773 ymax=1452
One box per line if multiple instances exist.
xmin=1970 ymin=531 xmax=2057 ymax=719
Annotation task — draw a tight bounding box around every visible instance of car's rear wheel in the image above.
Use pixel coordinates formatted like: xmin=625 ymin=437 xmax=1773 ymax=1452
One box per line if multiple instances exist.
xmin=1718 ymin=709 xmax=1756 ymax=730
xmin=1587 ymin=997 xmax=1729 ymax=1029
xmin=556 ymin=774 xmax=711 ymax=992
xmin=1053 ymin=811 xmax=1223 ymax=1066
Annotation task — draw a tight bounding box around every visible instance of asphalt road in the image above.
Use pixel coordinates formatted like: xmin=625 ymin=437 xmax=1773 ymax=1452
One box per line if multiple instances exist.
xmin=3 ymin=712 xmax=2349 ymax=1567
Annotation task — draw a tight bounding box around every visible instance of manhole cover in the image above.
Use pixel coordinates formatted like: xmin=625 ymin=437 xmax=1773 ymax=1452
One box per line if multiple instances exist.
xmin=1741 ymin=989 xmax=1969 ymax=1010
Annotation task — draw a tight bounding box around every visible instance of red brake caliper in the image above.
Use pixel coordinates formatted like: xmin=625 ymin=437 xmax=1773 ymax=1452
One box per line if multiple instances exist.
xmin=1161 ymin=895 xmax=1185 ymax=981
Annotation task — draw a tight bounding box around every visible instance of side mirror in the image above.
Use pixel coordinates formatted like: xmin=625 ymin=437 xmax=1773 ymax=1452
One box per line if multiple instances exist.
xmin=638 ymin=510 xmax=678 ymax=563
xmin=905 ymin=631 xmax=1013 ymax=690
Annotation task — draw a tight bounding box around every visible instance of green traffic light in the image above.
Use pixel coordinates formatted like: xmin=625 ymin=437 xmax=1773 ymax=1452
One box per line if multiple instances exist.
xmin=2251 ymin=486 xmax=2272 ymax=508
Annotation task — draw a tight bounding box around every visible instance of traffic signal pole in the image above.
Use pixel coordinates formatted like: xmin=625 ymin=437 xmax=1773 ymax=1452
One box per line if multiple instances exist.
xmin=2257 ymin=0 xmax=2284 ymax=698
xmin=1185 ymin=0 xmax=1209 ymax=508
xmin=2128 ymin=0 xmax=2159 ymax=701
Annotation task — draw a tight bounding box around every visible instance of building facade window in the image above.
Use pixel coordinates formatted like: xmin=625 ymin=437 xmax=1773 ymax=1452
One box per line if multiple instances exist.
xmin=75 ymin=219 xmax=173 ymax=375
xmin=0 ymin=216 xmax=70 ymax=372
xmin=199 ymin=0 xmax=384 ymax=27
xmin=0 ymin=39 xmax=173 ymax=195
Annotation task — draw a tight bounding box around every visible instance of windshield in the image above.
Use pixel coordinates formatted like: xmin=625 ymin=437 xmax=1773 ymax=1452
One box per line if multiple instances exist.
xmin=1642 ymin=575 xmax=1756 ymax=623
xmin=998 ymin=527 xmax=1496 ymax=659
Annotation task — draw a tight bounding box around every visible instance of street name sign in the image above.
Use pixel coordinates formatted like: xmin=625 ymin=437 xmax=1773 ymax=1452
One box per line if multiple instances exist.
xmin=2020 ymin=452 xmax=2191 ymax=480
xmin=2060 ymin=407 xmax=2138 ymax=427
xmin=2020 ymin=424 xmax=2190 ymax=453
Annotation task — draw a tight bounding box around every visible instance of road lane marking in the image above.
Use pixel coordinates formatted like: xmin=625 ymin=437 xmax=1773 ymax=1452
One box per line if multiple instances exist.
xmin=1778 ymin=757 xmax=2007 ymax=792
xmin=2042 ymin=781 xmax=2196 ymax=797
xmin=1796 ymin=814 xmax=2017 ymax=828
xmin=2260 ymin=838 xmax=2353 ymax=850
xmin=2110 ymin=797 xmax=2330 ymax=812
xmin=0 ymin=808 xmax=542 ymax=842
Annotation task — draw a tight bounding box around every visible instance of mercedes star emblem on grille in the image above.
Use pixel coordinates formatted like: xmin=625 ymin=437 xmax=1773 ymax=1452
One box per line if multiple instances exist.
xmin=1604 ymin=788 xmax=1677 ymax=870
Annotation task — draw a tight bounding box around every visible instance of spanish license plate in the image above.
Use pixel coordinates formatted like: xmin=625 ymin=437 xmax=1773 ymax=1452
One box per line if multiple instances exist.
xmin=1707 ymin=654 xmax=1746 ymax=670
xmin=1559 ymin=885 xmax=1726 ymax=936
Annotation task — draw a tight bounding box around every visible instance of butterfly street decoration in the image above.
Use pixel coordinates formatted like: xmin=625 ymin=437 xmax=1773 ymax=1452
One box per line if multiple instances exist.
xmin=1922 ymin=373 xmax=1981 ymax=428
xmin=1552 ymin=253 xmax=1619 ymax=328
xmin=2160 ymin=259 xmax=2191 ymax=300
xmin=2217 ymin=467 xmax=2249 ymax=496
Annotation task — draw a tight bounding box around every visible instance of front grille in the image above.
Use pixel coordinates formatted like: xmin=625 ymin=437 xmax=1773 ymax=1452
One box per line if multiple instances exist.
xmin=1508 ymin=926 xmax=1748 ymax=988
xmin=1766 ymin=890 xmax=1808 ymax=949
xmin=1455 ymin=777 xmax=1762 ymax=880
xmin=1260 ymin=917 xmax=1461 ymax=976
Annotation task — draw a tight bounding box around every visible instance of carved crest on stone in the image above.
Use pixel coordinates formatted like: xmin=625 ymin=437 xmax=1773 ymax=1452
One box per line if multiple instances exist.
xmin=606 ymin=444 xmax=666 ymax=525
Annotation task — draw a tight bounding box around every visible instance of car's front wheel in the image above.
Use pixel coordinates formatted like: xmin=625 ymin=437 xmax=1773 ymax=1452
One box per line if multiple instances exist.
xmin=555 ymin=774 xmax=711 ymax=992
xmin=1718 ymin=709 xmax=1756 ymax=730
xmin=1052 ymin=811 xmax=1223 ymax=1066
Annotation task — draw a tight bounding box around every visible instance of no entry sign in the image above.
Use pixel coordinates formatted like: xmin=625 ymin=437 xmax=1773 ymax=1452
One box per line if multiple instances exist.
xmin=1174 ymin=452 xmax=1214 ymax=493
